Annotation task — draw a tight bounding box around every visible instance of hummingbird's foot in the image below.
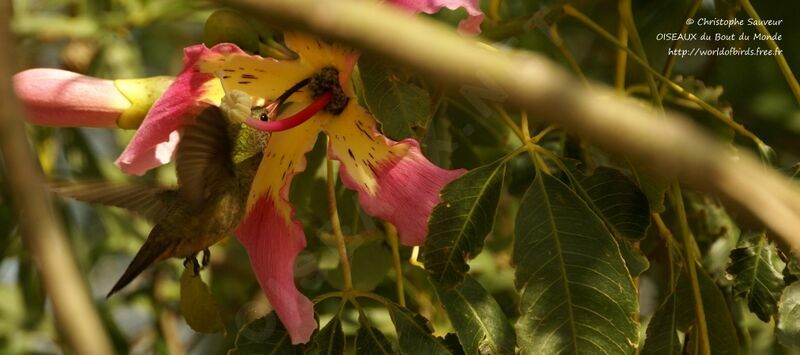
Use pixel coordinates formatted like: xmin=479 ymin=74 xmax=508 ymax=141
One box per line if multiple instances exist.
xmin=201 ymin=248 xmax=211 ymax=269
xmin=183 ymin=255 xmax=201 ymax=276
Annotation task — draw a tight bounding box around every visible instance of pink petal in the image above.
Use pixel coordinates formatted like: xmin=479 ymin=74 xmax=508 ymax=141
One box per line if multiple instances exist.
xmin=236 ymin=197 xmax=316 ymax=344
xmin=236 ymin=115 xmax=325 ymax=344
xmin=13 ymin=68 xmax=130 ymax=127
xmin=388 ymin=0 xmax=484 ymax=34
xmin=115 ymin=43 xmax=244 ymax=175
xmin=340 ymin=139 xmax=464 ymax=245
xmin=323 ymin=105 xmax=465 ymax=246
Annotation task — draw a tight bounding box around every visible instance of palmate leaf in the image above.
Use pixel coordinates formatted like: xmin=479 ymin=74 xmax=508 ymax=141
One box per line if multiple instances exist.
xmin=227 ymin=313 xmax=302 ymax=355
xmin=387 ymin=302 xmax=453 ymax=355
xmin=311 ymin=315 xmax=345 ymax=355
xmin=642 ymin=267 xmax=739 ymax=355
xmin=359 ymin=54 xmax=431 ymax=140
xmin=727 ymin=234 xmax=786 ymax=321
xmin=619 ymin=239 xmax=650 ymax=278
xmin=777 ymin=281 xmax=800 ymax=348
xmin=629 ymin=165 xmax=668 ymax=214
xmin=641 ymin=289 xmax=681 ymax=355
xmin=513 ymin=170 xmax=639 ymax=354
xmin=432 ymin=275 xmax=516 ymax=355
xmin=564 ymin=163 xmax=651 ymax=240
xmin=423 ymin=160 xmax=506 ymax=288
xmin=355 ymin=316 xmax=394 ymax=355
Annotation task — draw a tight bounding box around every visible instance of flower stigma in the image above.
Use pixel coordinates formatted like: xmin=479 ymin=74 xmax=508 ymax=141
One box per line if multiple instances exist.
xmin=309 ymin=66 xmax=348 ymax=115
xmin=243 ymin=66 xmax=348 ymax=133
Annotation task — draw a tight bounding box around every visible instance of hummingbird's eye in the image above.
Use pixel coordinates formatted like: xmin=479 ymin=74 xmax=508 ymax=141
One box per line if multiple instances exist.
xmin=259 ymin=113 xmax=268 ymax=121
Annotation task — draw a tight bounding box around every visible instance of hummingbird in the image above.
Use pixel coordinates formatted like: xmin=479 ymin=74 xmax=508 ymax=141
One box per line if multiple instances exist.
xmin=51 ymin=104 xmax=269 ymax=297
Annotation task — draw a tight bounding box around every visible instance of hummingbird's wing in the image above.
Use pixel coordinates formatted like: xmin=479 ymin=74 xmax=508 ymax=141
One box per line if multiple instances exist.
xmin=49 ymin=182 xmax=179 ymax=223
xmin=175 ymin=105 xmax=235 ymax=207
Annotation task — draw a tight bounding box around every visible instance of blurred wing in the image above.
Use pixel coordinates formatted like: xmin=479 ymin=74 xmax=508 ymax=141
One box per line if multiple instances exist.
xmin=175 ymin=105 xmax=234 ymax=206
xmin=49 ymin=181 xmax=178 ymax=223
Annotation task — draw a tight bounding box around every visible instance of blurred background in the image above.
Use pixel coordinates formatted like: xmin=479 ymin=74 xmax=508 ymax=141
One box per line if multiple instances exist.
xmin=2 ymin=0 xmax=800 ymax=353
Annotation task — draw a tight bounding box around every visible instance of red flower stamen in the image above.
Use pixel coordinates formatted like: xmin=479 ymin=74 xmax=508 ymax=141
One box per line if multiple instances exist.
xmin=245 ymin=91 xmax=333 ymax=132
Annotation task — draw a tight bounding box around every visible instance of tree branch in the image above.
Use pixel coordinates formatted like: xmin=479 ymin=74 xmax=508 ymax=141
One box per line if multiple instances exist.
xmin=221 ymin=0 xmax=800 ymax=253
xmin=0 ymin=1 xmax=114 ymax=354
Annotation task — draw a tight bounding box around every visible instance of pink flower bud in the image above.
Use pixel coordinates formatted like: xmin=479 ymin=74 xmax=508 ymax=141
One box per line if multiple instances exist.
xmin=13 ymin=68 xmax=131 ymax=127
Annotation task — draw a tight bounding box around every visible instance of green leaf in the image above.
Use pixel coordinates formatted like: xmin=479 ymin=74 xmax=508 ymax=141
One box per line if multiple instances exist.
xmin=727 ymin=234 xmax=786 ymax=321
xmin=687 ymin=195 xmax=741 ymax=278
xmin=777 ymin=281 xmax=800 ymax=348
xmin=179 ymin=267 xmax=224 ymax=334
xmin=642 ymin=267 xmax=740 ymax=355
xmin=564 ymin=163 xmax=651 ymax=240
xmin=513 ymin=171 xmax=639 ymax=354
xmin=423 ymin=109 xmax=454 ymax=169
xmin=227 ymin=313 xmax=302 ymax=355
xmin=327 ymin=239 xmax=393 ymax=291
xmin=311 ymin=315 xmax=345 ymax=355
xmin=387 ymin=302 xmax=453 ymax=355
xmin=432 ymin=275 xmax=515 ymax=355
xmin=641 ymin=290 xmax=682 ymax=355
xmin=355 ymin=316 xmax=395 ymax=355
xmin=685 ymin=268 xmax=741 ymax=354
xmin=359 ymin=54 xmax=431 ymax=140
xmin=629 ymin=165 xmax=668 ymax=213
xmin=441 ymin=333 xmax=467 ymax=355
xmin=423 ymin=160 xmax=506 ymax=288
xmin=619 ymin=239 xmax=650 ymax=278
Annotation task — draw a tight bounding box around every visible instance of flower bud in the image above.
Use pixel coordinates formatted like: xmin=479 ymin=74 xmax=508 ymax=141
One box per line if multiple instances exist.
xmin=13 ymin=68 xmax=173 ymax=129
xmin=13 ymin=68 xmax=131 ymax=127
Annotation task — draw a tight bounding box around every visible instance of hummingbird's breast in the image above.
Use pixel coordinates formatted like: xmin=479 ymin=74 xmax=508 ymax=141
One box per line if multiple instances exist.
xmin=171 ymin=186 xmax=248 ymax=258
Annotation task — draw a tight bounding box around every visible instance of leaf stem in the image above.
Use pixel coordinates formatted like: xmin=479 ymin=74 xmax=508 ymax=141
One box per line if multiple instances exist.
xmin=739 ymin=0 xmax=800 ymax=105
xmin=314 ymin=291 xmax=344 ymax=304
xmin=492 ymin=103 xmax=525 ymax=140
xmin=614 ymin=9 xmax=629 ymax=92
xmin=327 ymin=153 xmax=353 ymax=291
xmin=669 ymin=183 xmax=711 ymax=355
xmin=495 ymin=105 xmax=552 ymax=173
xmin=548 ymin=23 xmax=589 ymax=87
xmin=521 ymin=111 xmax=551 ymax=174
xmin=652 ymin=213 xmax=679 ymax=290
xmin=385 ymin=222 xmax=406 ymax=307
xmin=658 ymin=0 xmax=702 ymax=98
xmin=616 ymin=0 xmax=662 ymax=109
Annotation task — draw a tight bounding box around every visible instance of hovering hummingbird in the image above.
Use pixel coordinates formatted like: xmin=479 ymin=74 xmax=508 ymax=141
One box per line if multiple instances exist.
xmin=51 ymin=104 xmax=268 ymax=297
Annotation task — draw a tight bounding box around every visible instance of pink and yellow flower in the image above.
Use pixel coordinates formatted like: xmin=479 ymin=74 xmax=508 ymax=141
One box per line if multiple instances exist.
xmin=14 ymin=0 xmax=484 ymax=344
xmin=188 ymin=33 xmax=463 ymax=344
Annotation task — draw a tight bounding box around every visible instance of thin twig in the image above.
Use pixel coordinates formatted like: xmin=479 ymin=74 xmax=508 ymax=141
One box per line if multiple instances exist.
xmin=739 ymin=0 xmax=800 ymax=105
xmin=670 ymin=184 xmax=711 ymax=355
xmin=326 ymin=153 xmax=353 ymax=290
xmin=385 ymin=222 xmax=406 ymax=307
xmin=614 ymin=11 xmax=628 ymax=92
xmin=658 ymin=0 xmax=702 ymax=98
xmin=0 ymin=2 xmax=114 ymax=354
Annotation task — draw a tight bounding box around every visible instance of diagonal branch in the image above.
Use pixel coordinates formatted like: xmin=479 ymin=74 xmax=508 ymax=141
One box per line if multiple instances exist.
xmin=220 ymin=0 xmax=800 ymax=254
xmin=0 ymin=1 xmax=114 ymax=354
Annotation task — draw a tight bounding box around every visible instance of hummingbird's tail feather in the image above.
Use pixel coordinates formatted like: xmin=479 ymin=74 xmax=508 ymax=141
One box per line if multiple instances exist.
xmin=49 ymin=181 xmax=179 ymax=223
xmin=107 ymin=225 xmax=178 ymax=297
